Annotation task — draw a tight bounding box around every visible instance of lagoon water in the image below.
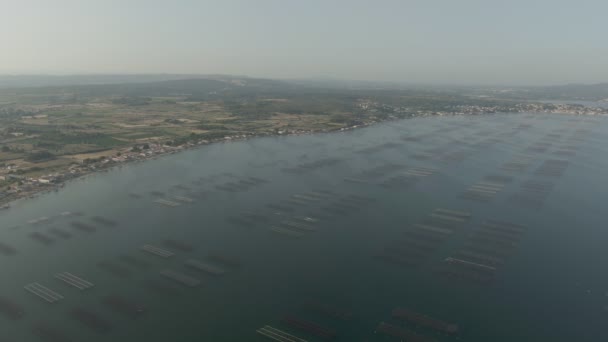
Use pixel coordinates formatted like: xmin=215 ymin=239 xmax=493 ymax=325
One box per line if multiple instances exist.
xmin=1 ymin=113 xmax=608 ymax=342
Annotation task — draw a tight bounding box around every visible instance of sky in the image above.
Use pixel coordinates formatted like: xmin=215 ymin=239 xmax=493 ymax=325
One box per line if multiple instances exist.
xmin=0 ymin=0 xmax=606 ymax=85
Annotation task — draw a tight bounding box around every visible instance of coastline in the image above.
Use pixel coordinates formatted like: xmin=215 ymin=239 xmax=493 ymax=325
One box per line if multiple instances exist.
xmin=0 ymin=117 xmax=384 ymax=210
xmin=1 ymin=108 xmax=606 ymax=211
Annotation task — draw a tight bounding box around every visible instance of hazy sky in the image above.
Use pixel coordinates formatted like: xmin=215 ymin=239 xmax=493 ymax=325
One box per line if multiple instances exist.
xmin=1 ymin=0 xmax=606 ymax=85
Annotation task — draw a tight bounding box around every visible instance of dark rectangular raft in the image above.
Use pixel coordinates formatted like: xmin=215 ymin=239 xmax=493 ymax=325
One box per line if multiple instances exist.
xmin=32 ymin=322 xmax=73 ymax=342
xmin=375 ymin=322 xmax=436 ymax=342
xmin=48 ymin=228 xmax=72 ymax=239
xmin=0 ymin=242 xmax=17 ymax=256
xmin=257 ymin=325 xmax=308 ymax=342
xmin=185 ymin=259 xmax=226 ymax=275
xmin=70 ymin=221 xmax=96 ymax=233
xmin=160 ymin=269 xmax=201 ymax=287
xmin=0 ymin=296 xmax=25 ymax=319
xmin=102 ymin=295 xmax=146 ymax=318
xmin=281 ymin=315 xmax=337 ymax=339
xmin=392 ymin=308 xmax=459 ymax=335
xmin=29 ymin=232 xmax=55 ymax=245
xmin=69 ymin=308 xmax=111 ymax=333
xmin=90 ymin=216 xmax=118 ymax=227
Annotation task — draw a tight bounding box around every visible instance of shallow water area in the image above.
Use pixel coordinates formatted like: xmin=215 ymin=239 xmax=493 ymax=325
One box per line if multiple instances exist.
xmin=1 ymin=112 xmax=607 ymax=342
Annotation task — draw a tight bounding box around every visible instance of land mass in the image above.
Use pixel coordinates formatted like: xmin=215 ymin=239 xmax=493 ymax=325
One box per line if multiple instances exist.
xmin=1 ymin=75 xmax=607 ymax=207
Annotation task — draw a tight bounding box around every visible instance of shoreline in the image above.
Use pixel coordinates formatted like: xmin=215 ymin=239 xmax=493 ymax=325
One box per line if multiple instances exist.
xmin=0 ymin=117 xmax=386 ymax=210
xmin=1 ymin=109 xmax=606 ymax=211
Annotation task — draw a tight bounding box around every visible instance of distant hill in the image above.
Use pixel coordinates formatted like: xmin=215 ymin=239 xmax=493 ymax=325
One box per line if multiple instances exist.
xmin=0 ymin=74 xmax=241 ymax=89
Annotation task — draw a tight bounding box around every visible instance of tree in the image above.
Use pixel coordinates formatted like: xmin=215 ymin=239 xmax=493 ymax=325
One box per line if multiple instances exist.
xmin=1 ymin=145 xmax=10 ymax=152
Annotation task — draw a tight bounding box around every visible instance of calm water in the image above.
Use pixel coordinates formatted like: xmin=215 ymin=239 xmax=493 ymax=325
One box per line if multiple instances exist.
xmin=1 ymin=113 xmax=607 ymax=342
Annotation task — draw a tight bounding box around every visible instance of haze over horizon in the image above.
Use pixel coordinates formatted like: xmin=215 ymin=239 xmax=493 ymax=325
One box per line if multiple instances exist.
xmin=1 ymin=0 xmax=607 ymax=86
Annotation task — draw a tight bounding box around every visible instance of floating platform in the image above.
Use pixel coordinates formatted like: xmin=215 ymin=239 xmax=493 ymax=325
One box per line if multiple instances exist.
xmin=344 ymin=177 xmax=370 ymax=184
xmin=459 ymin=191 xmax=493 ymax=203
xmin=500 ymin=161 xmax=532 ymax=173
xmin=154 ymin=198 xmax=180 ymax=207
xmin=403 ymin=167 xmax=437 ymax=177
xmin=70 ymin=308 xmax=111 ymax=333
xmin=257 ymin=325 xmax=308 ymax=342
xmin=172 ymin=196 xmax=194 ymax=203
xmin=0 ymin=296 xmax=24 ymax=319
xmin=29 ymin=232 xmax=54 ymax=245
xmin=24 ymin=283 xmax=64 ymax=303
xmin=432 ymin=208 xmax=471 ymax=220
xmin=468 ymin=183 xmax=504 ymax=192
xmin=376 ymin=322 xmax=436 ymax=342
xmin=27 ymin=216 xmax=50 ymax=225
xmin=293 ymin=216 xmax=319 ymax=224
xmin=444 ymin=257 xmax=496 ymax=276
xmin=141 ymin=244 xmax=174 ymax=258
xmin=281 ymin=220 xmax=317 ymax=232
xmin=70 ymin=221 xmax=96 ymax=232
xmin=102 ymin=295 xmax=146 ymax=318
xmin=412 ymin=223 xmax=453 ymax=236
xmin=291 ymin=194 xmax=321 ymax=203
xmin=160 ymin=269 xmax=201 ymax=287
xmin=308 ymin=190 xmax=335 ymax=199
xmin=91 ymin=216 xmax=118 ymax=227
xmin=54 ymin=272 xmax=94 ymax=290
xmin=185 ymin=259 xmax=226 ymax=275
xmin=271 ymin=226 xmax=305 ymax=238
xmin=48 ymin=228 xmax=72 ymax=239
xmin=455 ymin=250 xmax=504 ymax=267
xmin=392 ymin=308 xmax=459 ymax=334
xmin=482 ymin=220 xmax=526 ymax=236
